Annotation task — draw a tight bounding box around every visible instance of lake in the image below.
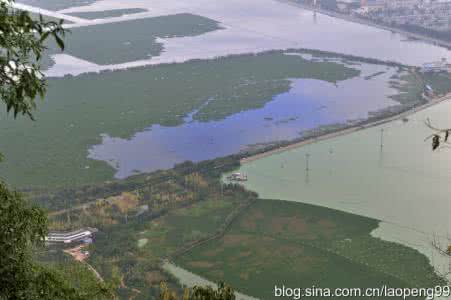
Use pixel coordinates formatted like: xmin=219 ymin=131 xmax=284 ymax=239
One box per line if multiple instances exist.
xmin=88 ymin=60 xmax=400 ymax=178
xmin=235 ymin=96 xmax=451 ymax=279
xmin=18 ymin=0 xmax=450 ymax=76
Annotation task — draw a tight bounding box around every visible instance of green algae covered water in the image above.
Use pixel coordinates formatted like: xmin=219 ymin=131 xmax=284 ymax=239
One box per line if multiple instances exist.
xmin=236 ymin=97 xmax=451 ymax=279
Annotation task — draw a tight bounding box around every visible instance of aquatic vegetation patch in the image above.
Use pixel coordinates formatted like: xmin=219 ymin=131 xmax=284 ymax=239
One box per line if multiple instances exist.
xmin=44 ymin=14 xmax=223 ymax=66
xmin=0 ymin=50 xmax=360 ymax=188
xmin=176 ymin=200 xmax=446 ymax=299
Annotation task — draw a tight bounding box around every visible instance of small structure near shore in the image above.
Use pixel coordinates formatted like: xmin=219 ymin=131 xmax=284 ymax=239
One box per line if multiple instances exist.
xmin=424 ymin=85 xmax=434 ymax=97
xmin=227 ymin=172 xmax=248 ymax=182
xmin=421 ymin=58 xmax=450 ymax=74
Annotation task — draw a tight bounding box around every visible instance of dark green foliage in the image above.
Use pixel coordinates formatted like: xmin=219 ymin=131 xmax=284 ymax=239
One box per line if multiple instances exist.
xmin=190 ymin=283 xmax=235 ymax=300
xmin=160 ymin=282 xmax=235 ymax=300
xmin=0 ymin=181 xmax=113 ymax=299
xmin=41 ymin=155 xmax=250 ymax=298
xmin=0 ymin=2 xmax=116 ymax=298
xmin=26 ymin=156 xmax=240 ymax=212
xmin=0 ymin=0 xmax=66 ymax=119
xmin=0 ymin=181 xmax=47 ymax=299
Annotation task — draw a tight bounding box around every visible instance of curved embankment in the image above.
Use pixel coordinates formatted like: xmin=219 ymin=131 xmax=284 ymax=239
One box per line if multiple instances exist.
xmin=241 ymin=92 xmax=451 ymax=164
xmin=277 ymin=0 xmax=451 ymax=50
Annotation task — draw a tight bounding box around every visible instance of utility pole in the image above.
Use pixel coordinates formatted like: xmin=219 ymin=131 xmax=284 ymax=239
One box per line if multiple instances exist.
xmin=380 ymin=128 xmax=384 ymax=152
xmin=305 ymin=153 xmax=310 ymax=184
xmin=447 ymin=232 xmax=451 ymax=276
xmin=66 ymin=197 xmax=71 ymax=227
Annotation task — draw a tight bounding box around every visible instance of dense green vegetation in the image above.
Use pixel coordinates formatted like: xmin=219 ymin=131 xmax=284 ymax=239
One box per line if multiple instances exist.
xmin=31 ymin=154 xmax=447 ymax=299
xmin=34 ymin=156 xmax=254 ymax=299
xmin=176 ymin=199 xmax=446 ymax=299
xmin=0 ymin=50 xmax=362 ymax=188
xmin=67 ymin=8 xmax=148 ymax=20
xmin=44 ymin=14 xmax=222 ymax=66
xmin=0 ymin=2 xmax=115 ymax=298
xmin=6 ymin=1 xmax=450 ymax=298
xmin=0 ymin=179 xmax=113 ymax=299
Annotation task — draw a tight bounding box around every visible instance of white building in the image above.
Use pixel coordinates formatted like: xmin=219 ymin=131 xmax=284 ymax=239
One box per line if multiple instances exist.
xmin=421 ymin=58 xmax=449 ymax=73
xmin=45 ymin=227 xmax=98 ymax=244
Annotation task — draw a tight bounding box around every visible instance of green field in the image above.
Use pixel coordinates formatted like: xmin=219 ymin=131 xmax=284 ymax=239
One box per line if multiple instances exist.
xmin=0 ymin=50 xmax=360 ymax=188
xmin=175 ymin=200 xmax=445 ymax=299
xmin=45 ymin=14 xmax=222 ymax=65
xmin=67 ymin=8 xmax=148 ymax=20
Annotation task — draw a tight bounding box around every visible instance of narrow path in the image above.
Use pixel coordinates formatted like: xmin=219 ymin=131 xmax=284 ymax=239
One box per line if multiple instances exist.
xmin=84 ymin=262 xmax=105 ymax=282
xmin=168 ymin=197 xmax=256 ymax=259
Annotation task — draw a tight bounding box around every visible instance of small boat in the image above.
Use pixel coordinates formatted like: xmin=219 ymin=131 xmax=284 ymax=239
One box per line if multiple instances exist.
xmin=227 ymin=172 xmax=248 ymax=182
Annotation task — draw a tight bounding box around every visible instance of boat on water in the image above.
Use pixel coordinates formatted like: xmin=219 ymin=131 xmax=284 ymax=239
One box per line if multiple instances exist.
xmin=227 ymin=172 xmax=248 ymax=182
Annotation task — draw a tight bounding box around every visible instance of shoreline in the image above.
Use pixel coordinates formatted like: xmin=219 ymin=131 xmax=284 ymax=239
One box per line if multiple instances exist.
xmin=277 ymin=0 xmax=451 ymax=50
xmin=241 ymin=92 xmax=451 ymax=164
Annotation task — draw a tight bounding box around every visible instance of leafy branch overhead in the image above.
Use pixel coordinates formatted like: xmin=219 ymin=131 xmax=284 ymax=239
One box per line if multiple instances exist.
xmin=0 ymin=0 xmax=66 ymax=119
xmin=424 ymin=118 xmax=451 ymax=151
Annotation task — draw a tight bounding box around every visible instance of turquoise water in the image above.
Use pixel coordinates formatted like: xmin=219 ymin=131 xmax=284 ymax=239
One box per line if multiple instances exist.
xmin=236 ymin=97 xmax=451 ymax=278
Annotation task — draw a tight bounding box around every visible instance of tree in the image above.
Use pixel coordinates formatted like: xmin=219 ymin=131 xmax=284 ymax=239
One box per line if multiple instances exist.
xmin=160 ymin=282 xmax=236 ymax=300
xmin=425 ymin=118 xmax=451 ymax=151
xmin=0 ymin=1 xmax=113 ymax=299
xmin=1 ymin=0 xmax=65 ymax=120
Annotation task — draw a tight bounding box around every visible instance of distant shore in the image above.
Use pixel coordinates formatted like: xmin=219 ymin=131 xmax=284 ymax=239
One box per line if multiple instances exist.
xmin=277 ymin=0 xmax=451 ymax=50
xmin=241 ymin=91 xmax=451 ymax=164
